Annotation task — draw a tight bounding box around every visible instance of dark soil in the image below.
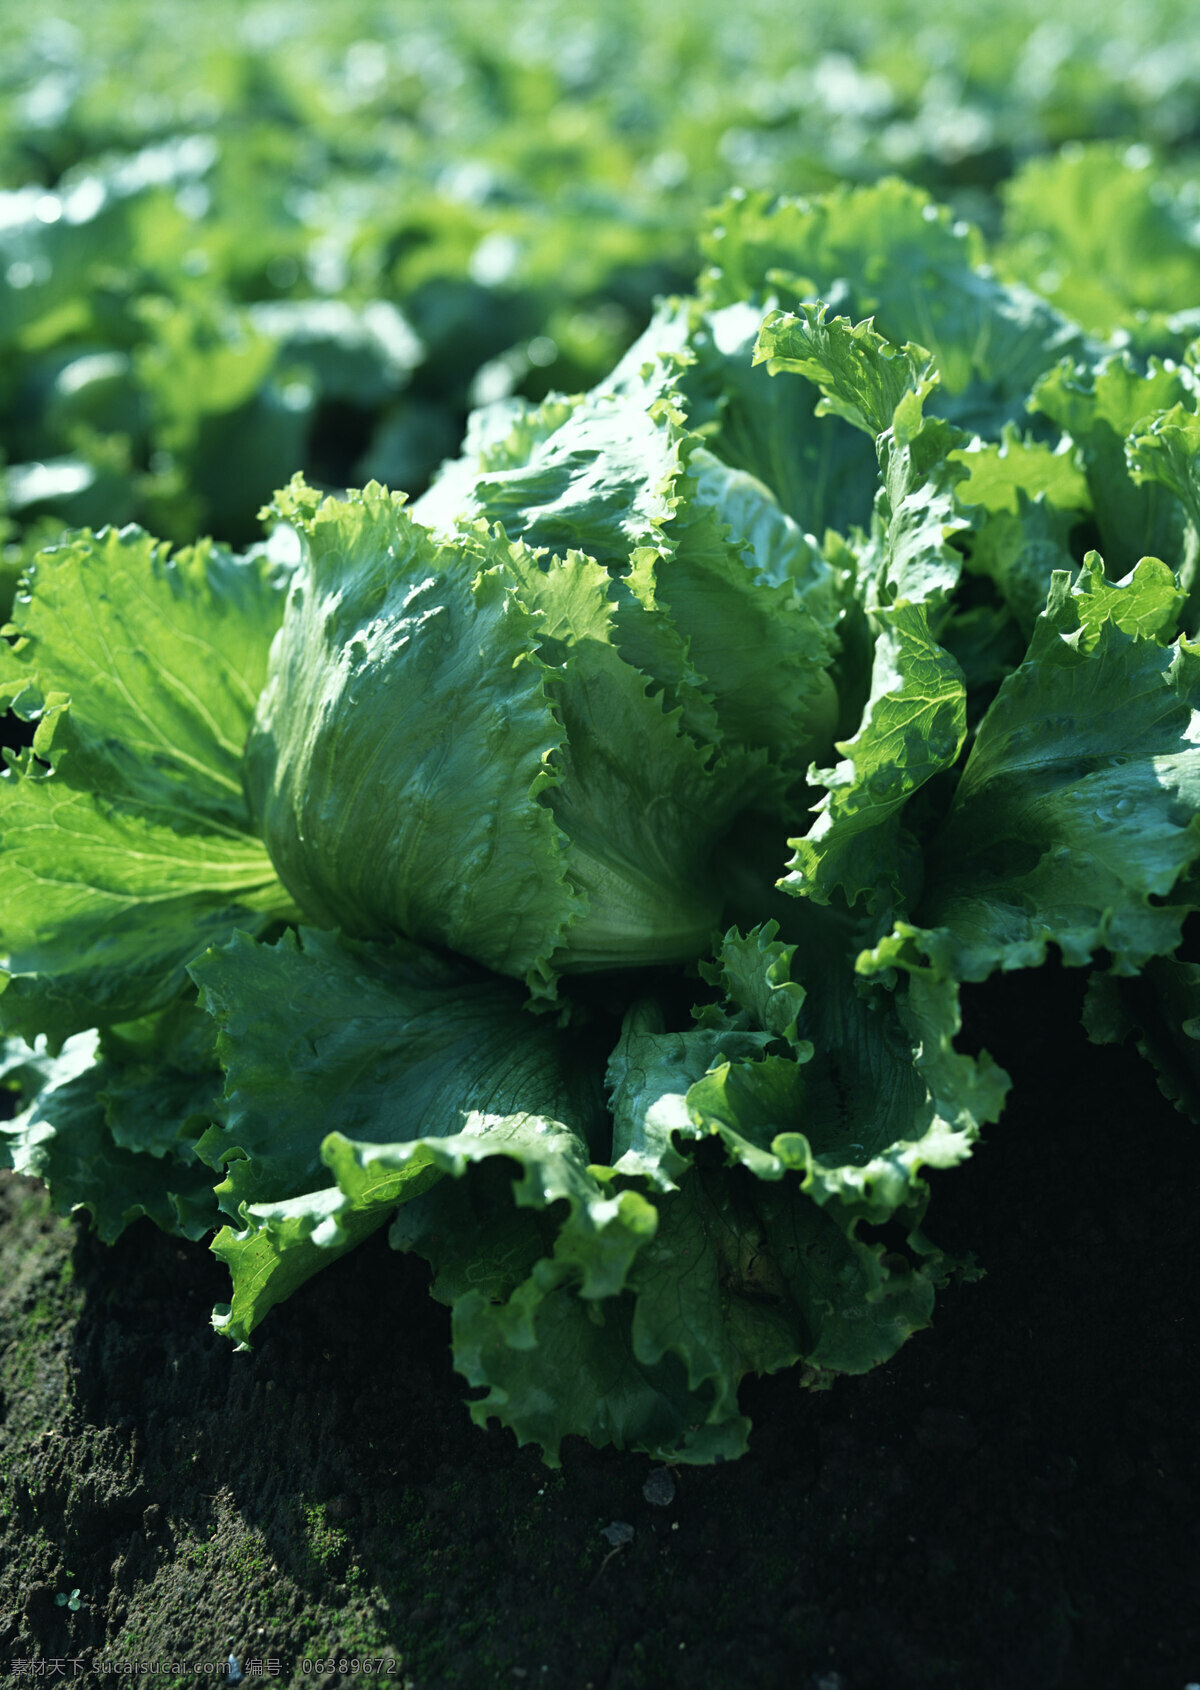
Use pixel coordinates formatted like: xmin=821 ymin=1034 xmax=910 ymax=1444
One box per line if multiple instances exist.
xmin=0 ymin=963 xmax=1196 ymax=1690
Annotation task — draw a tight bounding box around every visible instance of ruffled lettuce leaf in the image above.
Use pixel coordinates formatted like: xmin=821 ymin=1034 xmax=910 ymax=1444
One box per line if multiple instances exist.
xmin=998 ymin=144 xmax=1200 ymax=339
xmin=1 ymin=1019 xmax=222 ymax=1243
xmin=784 ymin=601 xmax=966 ymax=915
xmin=188 ymin=925 xmax=652 ymax=1350
xmin=754 ymin=305 xmax=937 ymax=441
xmin=492 ymin=539 xmax=763 ymax=962
xmin=246 ymin=481 xmax=582 ymax=988
xmin=595 ymin=918 xmax=1008 ymax=1450
xmin=679 ymin=299 xmax=878 ymax=543
xmin=864 ymin=554 xmax=1200 ymax=983
xmin=414 ymin=304 xmax=842 ymax=776
xmin=684 ymin=445 xmax=837 ymax=624
xmin=249 ymin=478 xmax=805 ymax=994
xmin=638 ymin=461 xmax=837 ymax=771
xmin=393 ymin=916 xmax=1005 ymax=1463
xmin=753 ymin=315 xmax=971 ymax=915
xmin=0 ymin=526 xmax=297 ymax=1044
xmin=952 ymin=429 xmax=1089 ymax=635
xmin=182 ymin=916 xmax=1006 ymax=1464
xmin=702 ymin=179 xmax=1088 ymax=436
xmin=96 ymin=999 xmax=226 ymax=1162
xmin=390 ymin=1161 xmax=766 ymax=1465
xmin=412 ymin=393 xmax=584 ymax=537
xmin=415 ymin=327 xmax=683 ymax=567
xmin=1083 ymin=951 xmax=1200 ymax=1122
xmin=1127 ymin=404 xmax=1200 ymax=537
xmin=755 ymin=307 xmax=970 ymax=616
xmin=613 ymin=917 xmax=1007 ymax=1215
xmin=958 ymin=492 xmax=1081 ymax=636
xmin=950 ymin=430 xmax=1090 ymax=520
xmin=1126 ymin=400 xmax=1200 ymax=631
xmin=1030 ymin=354 xmax=1193 ymax=579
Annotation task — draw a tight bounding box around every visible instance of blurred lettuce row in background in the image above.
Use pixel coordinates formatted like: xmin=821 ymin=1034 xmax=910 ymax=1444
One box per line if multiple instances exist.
xmin=4 ymin=0 xmax=1200 ymax=587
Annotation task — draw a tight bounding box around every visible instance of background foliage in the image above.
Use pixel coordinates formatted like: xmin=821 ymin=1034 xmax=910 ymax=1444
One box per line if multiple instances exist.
xmin=5 ymin=0 xmax=1200 ymax=572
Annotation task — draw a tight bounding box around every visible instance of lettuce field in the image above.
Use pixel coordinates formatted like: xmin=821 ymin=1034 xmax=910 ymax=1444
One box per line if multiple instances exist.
xmin=0 ymin=2 xmax=1197 ymax=1686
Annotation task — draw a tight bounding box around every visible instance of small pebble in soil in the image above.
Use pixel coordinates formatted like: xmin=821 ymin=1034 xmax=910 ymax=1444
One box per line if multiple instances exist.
xmin=601 ymin=1520 xmax=634 ymax=1546
xmin=642 ymin=1467 xmax=676 ymax=1507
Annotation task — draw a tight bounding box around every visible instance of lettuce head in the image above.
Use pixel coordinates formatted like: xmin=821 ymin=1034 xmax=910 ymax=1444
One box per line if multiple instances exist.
xmin=4 ymin=181 xmax=1200 ymax=1464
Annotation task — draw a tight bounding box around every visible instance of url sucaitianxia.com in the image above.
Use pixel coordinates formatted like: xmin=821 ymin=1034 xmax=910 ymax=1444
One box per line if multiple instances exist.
xmin=10 ymin=1661 xmax=402 ymax=1680
xmin=10 ymin=1661 xmax=281 ymax=1679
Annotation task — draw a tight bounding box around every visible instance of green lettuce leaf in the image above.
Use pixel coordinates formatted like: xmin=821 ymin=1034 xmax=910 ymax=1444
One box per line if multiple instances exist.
xmin=1083 ymin=952 xmax=1200 ymax=1122
xmin=414 ymin=304 xmax=841 ymax=775
xmin=189 ymin=925 xmax=654 ymax=1343
xmin=1030 ymin=354 xmax=1192 ymax=579
xmin=755 ymin=307 xmax=970 ymax=615
xmin=702 ymin=180 xmax=1087 ymax=434
xmin=615 ymin=919 xmax=1006 ymax=1214
xmin=1 ymin=1028 xmax=221 ymax=1243
xmin=684 ymin=446 xmax=837 ymax=624
xmin=754 ymin=304 xmax=937 ymax=440
xmin=1126 ymin=401 xmax=1200 ymax=629
xmin=418 ymin=345 xmax=683 ymax=569
xmin=679 ymin=299 xmax=878 ymax=541
xmin=638 ymin=461 xmax=838 ymax=771
xmin=250 ymin=479 xmax=793 ymax=991
xmin=784 ymin=601 xmax=966 ymax=914
xmin=958 ymin=492 xmax=1082 ymax=636
xmin=599 ymin=919 xmax=1008 ymax=1435
xmin=97 ymin=999 xmax=226 ymax=1162
xmin=952 ymin=429 xmax=1089 ymax=634
xmin=492 ymin=538 xmax=763 ymax=961
xmin=188 ymin=915 xmax=1007 ymax=1464
xmin=0 ymin=526 xmax=296 ymax=1043
xmin=999 ymin=144 xmax=1200 ymax=337
xmin=392 ymin=915 xmax=1006 ymax=1465
xmin=412 ymin=392 xmax=583 ymax=537
xmin=752 ymin=314 xmax=972 ymax=915
xmin=390 ymin=1163 xmax=765 ymax=1465
xmin=950 ymin=430 xmax=1090 ymax=519
xmin=865 ymin=555 xmax=1200 ymax=983
xmin=189 ymin=926 xmax=609 ymax=1215
xmin=246 ymin=480 xmax=581 ymax=988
